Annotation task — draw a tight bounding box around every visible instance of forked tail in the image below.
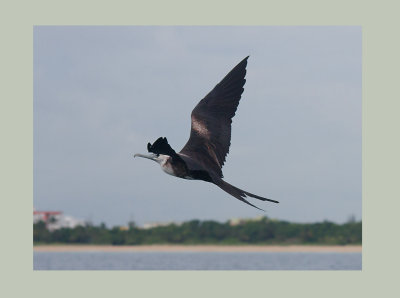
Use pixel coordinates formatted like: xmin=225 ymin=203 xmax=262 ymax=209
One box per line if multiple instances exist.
xmin=215 ymin=179 xmax=279 ymax=211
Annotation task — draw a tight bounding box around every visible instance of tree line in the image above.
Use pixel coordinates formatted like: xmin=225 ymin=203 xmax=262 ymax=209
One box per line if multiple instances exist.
xmin=33 ymin=217 xmax=361 ymax=245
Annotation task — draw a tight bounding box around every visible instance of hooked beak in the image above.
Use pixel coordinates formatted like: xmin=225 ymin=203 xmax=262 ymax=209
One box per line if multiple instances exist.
xmin=133 ymin=153 xmax=158 ymax=161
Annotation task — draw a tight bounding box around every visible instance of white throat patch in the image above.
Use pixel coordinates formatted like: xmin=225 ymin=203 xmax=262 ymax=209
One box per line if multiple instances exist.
xmin=157 ymin=154 xmax=175 ymax=176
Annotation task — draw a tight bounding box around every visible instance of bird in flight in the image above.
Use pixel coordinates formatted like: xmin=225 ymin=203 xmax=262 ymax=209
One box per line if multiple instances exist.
xmin=134 ymin=56 xmax=279 ymax=210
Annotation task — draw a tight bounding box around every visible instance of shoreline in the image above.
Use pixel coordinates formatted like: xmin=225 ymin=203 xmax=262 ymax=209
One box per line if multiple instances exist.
xmin=33 ymin=244 xmax=362 ymax=253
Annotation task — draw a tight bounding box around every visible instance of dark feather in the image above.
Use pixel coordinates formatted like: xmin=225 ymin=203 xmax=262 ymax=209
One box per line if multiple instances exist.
xmin=179 ymin=56 xmax=249 ymax=178
xmin=215 ymin=178 xmax=279 ymax=211
xmin=148 ymin=137 xmax=177 ymax=156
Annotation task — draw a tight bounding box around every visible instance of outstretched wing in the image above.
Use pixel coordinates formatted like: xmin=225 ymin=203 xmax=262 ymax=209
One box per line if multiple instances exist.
xmin=179 ymin=56 xmax=249 ymax=178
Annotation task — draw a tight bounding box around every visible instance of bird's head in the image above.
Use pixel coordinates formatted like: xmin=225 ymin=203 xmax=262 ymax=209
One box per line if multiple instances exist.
xmin=133 ymin=137 xmax=176 ymax=164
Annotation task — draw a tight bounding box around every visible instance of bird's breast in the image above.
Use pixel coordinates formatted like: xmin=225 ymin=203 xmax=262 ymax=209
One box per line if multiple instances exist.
xmin=161 ymin=160 xmax=176 ymax=177
xmin=161 ymin=156 xmax=191 ymax=179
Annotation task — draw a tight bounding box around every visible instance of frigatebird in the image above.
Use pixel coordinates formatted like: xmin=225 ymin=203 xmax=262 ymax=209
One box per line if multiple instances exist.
xmin=134 ymin=56 xmax=279 ymax=210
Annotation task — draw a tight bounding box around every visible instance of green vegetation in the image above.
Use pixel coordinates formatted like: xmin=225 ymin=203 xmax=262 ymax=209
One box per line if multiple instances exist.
xmin=33 ymin=217 xmax=361 ymax=245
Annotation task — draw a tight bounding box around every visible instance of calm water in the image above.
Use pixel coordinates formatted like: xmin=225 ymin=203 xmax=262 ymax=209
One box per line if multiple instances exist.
xmin=34 ymin=251 xmax=361 ymax=270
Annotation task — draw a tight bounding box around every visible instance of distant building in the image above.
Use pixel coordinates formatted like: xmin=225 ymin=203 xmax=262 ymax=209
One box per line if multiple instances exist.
xmin=33 ymin=210 xmax=62 ymax=224
xmin=229 ymin=216 xmax=266 ymax=226
xmin=33 ymin=208 xmax=85 ymax=231
xmin=141 ymin=221 xmax=182 ymax=229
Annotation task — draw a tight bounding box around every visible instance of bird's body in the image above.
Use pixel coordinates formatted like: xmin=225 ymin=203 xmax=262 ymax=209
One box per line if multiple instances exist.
xmin=134 ymin=56 xmax=279 ymax=210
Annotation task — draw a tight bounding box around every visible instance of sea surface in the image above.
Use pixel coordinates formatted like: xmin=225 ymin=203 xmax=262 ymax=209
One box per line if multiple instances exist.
xmin=34 ymin=251 xmax=361 ymax=270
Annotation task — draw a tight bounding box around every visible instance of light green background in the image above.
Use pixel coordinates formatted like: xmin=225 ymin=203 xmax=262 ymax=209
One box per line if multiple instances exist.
xmin=1 ymin=0 xmax=399 ymax=297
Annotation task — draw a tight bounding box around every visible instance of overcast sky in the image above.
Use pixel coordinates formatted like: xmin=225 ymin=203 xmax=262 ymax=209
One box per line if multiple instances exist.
xmin=33 ymin=26 xmax=361 ymax=226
